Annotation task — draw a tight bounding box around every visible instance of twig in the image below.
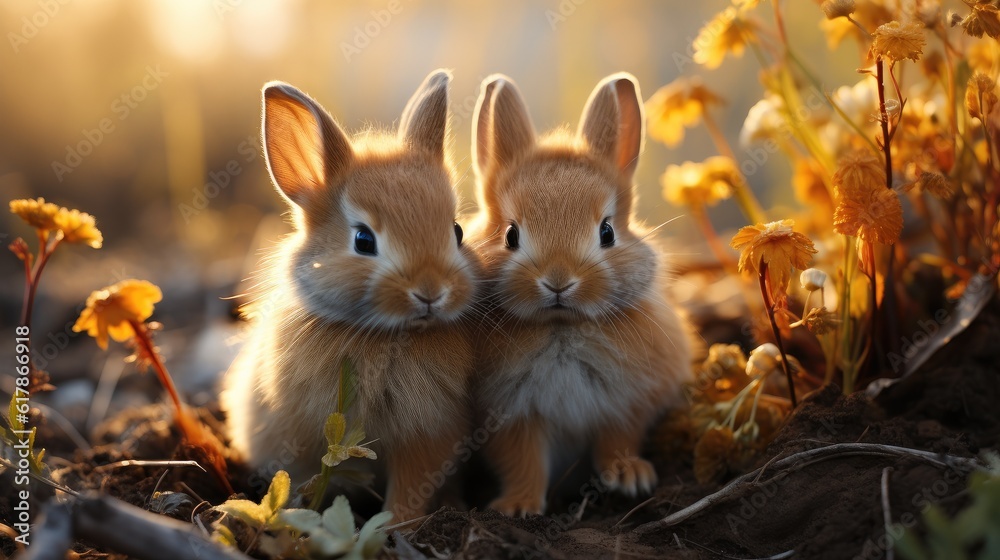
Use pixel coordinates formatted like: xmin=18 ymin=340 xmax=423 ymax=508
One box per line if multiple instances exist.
xmin=24 ymin=493 xmax=250 ymax=560
xmin=881 ymin=467 xmax=894 ymax=560
xmin=635 ymin=443 xmax=981 ymax=533
xmin=93 ymin=460 xmax=206 ymax=473
xmin=614 ymin=496 xmax=656 ymax=527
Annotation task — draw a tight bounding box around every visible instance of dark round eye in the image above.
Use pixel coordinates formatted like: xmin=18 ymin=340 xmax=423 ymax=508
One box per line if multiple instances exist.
xmin=599 ymin=218 xmax=615 ymax=248
xmin=354 ymin=226 xmax=377 ymax=255
xmin=504 ymin=223 xmax=520 ymax=250
xmin=454 ymin=222 xmax=463 ymax=246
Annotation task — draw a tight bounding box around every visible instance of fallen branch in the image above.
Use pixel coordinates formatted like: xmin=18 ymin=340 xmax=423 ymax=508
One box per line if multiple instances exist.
xmin=23 ymin=493 xmax=249 ymax=560
xmin=635 ymin=443 xmax=982 ymax=533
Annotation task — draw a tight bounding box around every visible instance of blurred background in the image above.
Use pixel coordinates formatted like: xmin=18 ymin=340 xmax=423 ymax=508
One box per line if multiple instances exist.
xmin=0 ymin=0 xmax=863 ymax=423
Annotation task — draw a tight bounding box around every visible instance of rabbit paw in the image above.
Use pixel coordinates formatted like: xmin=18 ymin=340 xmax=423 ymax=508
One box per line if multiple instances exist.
xmin=600 ymin=456 xmax=657 ymax=497
xmin=490 ymin=493 xmax=545 ymax=517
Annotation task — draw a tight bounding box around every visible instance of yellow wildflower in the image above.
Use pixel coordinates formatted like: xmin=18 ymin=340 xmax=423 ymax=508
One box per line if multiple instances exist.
xmin=962 ymin=2 xmax=1000 ymax=39
xmin=10 ymin=198 xmax=59 ymax=232
xmin=73 ymin=280 xmax=163 ymax=349
xmin=53 ymin=208 xmax=103 ymax=248
xmin=834 ymin=186 xmax=903 ymax=245
xmin=661 ymin=156 xmax=739 ymax=208
xmin=693 ymin=7 xmax=758 ymax=70
xmin=966 ymin=72 xmax=998 ymax=121
xmin=821 ymin=0 xmax=856 ymax=20
xmin=645 ymin=77 xmax=723 ymax=147
xmin=871 ymin=21 xmax=926 ymax=62
xmin=731 ymin=220 xmax=817 ymax=301
xmin=832 ymin=149 xmax=885 ymax=197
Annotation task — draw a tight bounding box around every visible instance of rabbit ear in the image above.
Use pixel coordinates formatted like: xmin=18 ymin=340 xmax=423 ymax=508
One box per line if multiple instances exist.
xmin=261 ymin=82 xmax=353 ymax=207
xmin=577 ymin=73 xmax=645 ymax=179
xmin=399 ymin=69 xmax=451 ymax=160
xmin=473 ymin=75 xmax=535 ymax=177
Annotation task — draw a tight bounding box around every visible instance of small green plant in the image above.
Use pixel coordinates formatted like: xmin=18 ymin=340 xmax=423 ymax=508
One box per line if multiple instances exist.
xmin=895 ymin=454 xmax=1000 ymax=560
xmin=213 ymin=470 xmax=391 ymax=559
xmin=0 ymin=395 xmax=45 ymax=474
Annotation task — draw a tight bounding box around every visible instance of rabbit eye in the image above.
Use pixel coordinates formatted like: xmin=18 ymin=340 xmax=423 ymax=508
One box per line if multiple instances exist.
xmin=599 ymin=218 xmax=615 ymax=248
xmin=354 ymin=226 xmax=377 ymax=256
xmin=504 ymin=223 xmax=520 ymax=250
xmin=454 ymin=222 xmax=464 ymax=247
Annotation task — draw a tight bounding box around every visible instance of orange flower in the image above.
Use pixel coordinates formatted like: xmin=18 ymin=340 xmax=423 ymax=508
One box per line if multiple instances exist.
xmin=962 ymin=2 xmax=1000 ymax=39
xmin=871 ymin=21 xmax=926 ymax=62
xmin=731 ymin=220 xmax=817 ymax=300
xmin=834 ymin=186 xmax=903 ymax=245
xmin=53 ymin=208 xmax=103 ymax=248
xmin=832 ymin=149 xmax=886 ymax=197
xmin=966 ymin=72 xmax=998 ymax=121
xmin=10 ymin=198 xmax=60 ymax=232
xmin=646 ymin=77 xmax=723 ymax=147
xmin=661 ymin=156 xmax=739 ymax=208
xmin=73 ymin=280 xmax=163 ymax=349
xmin=693 ymin=7 xmax=759 ymax=69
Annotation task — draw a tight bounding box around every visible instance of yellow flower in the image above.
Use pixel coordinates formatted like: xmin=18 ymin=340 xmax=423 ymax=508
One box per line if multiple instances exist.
xmin=834 ymin=185 xmax=903 ymax=245
xmin=966 ymin=72 xmax=998 ymax=121
xmin=821 ymin=0 xmax=856 ymax=20
xmin=646 ymin=77 xmax=723 ymax=147
xmin=693 ymin=7 xmax=758 ymax=69
xmin=73 ymin=280 xmax=163 ymax=349
xmin=832 ymin=149 xmax=886 ymax=197
xmin=871 ymin=21 xmax=926 ymax=62
xmin=792 ymin=159 xmax=834 ymax=212
xmin=10 ymin=198 xmax=60 ymax=231
xmin=731 ymin=220 xmax=817 ymax=301
xmin=661 ymin=156 xmax=739 ymax=208
xmin=967 ymin=41 xmax=999 ymax=74
xmin=962 ymin=2 xmax=1000 ymax=39
xmin=53 ymin=208 xmax=103 ymax=248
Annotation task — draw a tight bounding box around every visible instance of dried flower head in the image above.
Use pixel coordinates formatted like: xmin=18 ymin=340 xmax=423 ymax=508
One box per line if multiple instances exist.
xmin=822 ymin=0 xmax=856 ymax=20
xmin=53 ymin=208 xmax=103 ymax=248
xmin=966 ymin=72 xmax=999 ymax=120
xmin=661 ymin=156 xmax=739 ymax=208
xmin=646 ymin=77 xmax=723 ymax=147
xmin=871 ymin=21 xmax=926 ymax=62
xmin=961 ymin=2 xmax=1000 ymax=39
xmin=73 ymin=280 xmax=163 ymax=349
xmin=834 ymin=185 xmax=903 ymax=245
xmin=821 ymin=1 xmax=893 ymax=49
xmin=912 ymin=171 xmax=954 ymax=198
xmin=10 ymin=198 xmax=60 ymax=232
xmin=795 ymin=306 xmax=841 ymax=335
xmin=832 ymin=149 xmax=886 ymax=197
xmin=694 ymin=7 xmax=759 ymax=69
xmin=731 ymin=220 xmax=818 ymax=300
xmin=9 ymin=238 xmax=32 ymax=265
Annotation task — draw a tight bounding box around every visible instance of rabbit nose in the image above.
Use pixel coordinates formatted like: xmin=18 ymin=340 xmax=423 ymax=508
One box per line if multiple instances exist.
xmin=542 ymin=281 xmax=576 ymax=294
xmin=414 ymin=292 xmax=442 ymax=304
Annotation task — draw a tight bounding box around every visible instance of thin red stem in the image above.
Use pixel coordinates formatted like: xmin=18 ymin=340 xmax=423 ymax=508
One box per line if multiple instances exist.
xmin=759 ymin=263 xmax=798 ymax=408
xmin=876 ymin=59 xmax=893 ymax=189
xmin=128 ymin=320 xmax=185 ymax=416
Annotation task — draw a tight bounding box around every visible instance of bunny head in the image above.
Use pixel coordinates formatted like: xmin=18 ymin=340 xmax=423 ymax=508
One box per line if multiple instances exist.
xmin=262 ymin=70 xmax=477 ymax=330
xmin=472 ymin=73 xmax=658 ymax=322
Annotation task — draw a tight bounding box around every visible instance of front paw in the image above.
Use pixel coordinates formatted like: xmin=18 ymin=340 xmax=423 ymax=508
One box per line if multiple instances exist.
xmin=599 ymin=455 xmax=657 ymax=497
xmin=489 ymin=493 xmax=546 ymax=517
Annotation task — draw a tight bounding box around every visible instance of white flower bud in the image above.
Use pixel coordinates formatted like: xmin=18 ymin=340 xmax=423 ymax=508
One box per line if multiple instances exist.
xmin=746 ymin=343 xmax=781 ymax=377
xmin=800 ymin=268 xmax=829 ymax=292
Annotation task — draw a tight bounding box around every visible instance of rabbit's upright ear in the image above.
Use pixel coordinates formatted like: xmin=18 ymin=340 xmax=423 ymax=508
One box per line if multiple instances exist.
xmin=262 ymin=82 xmax=353 ymax=207
xmin=473 ymin=75 xmax=535 ymax=177
xmin=578 ymin=73 xmax=644 ymax=180
xmin=399 ymin=69 xmax=451 ymax=161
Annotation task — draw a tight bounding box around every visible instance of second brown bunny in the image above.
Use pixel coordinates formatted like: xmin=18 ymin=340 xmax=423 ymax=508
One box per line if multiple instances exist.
xmin=468 ymin=73 xmax=694 ymax=516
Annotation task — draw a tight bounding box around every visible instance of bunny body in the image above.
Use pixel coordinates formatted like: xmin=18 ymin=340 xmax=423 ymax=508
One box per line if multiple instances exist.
xmin=223 ymin=70 xmax=478 ymax=521
xmin=469 ymin=74 xmax=693 ymax=515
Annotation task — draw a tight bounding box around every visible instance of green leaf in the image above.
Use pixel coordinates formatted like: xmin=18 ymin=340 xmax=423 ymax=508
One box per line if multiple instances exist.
xmin=216 ymin=500 xmax=268 ymax=528
xmin=8 ymin=395 xmax=22 ymax=432
xmin=277 ymin=508 xmax=322 ymax=533
xmin=263 ymin=470 xmax=291 ymax=517
xmin=344 ymin=422 xmax=365 ymax=448
xmin=321 ymin=496 xmax=355 ymax=538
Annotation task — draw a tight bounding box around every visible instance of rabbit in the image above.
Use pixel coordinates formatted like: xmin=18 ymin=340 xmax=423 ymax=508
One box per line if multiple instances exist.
xmin=467 ymin=73 xmax=694 ymax=516
xmin=222 ymin=69 xmax=480 ymax=522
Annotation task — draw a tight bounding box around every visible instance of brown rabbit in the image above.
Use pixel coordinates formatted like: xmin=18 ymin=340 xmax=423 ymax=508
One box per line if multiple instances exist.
xmin=468 ymin=73 xmax=693 ymax=516
xmin=223 ymin=70 xmax=479 ymax=521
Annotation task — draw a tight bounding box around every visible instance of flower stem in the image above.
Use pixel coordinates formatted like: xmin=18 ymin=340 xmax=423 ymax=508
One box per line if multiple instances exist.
xmin=758 ymin=263 xmax=798 ymax=408
xmin=692 ymin=205 xmax=737 ymax=271
xmin=702 ymin=111 xmax=767 ymax=224
xmin=128 ymin=320 xmax=184 ymax=417
xmin=875 ymin=58 xmax=893 ymax=189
